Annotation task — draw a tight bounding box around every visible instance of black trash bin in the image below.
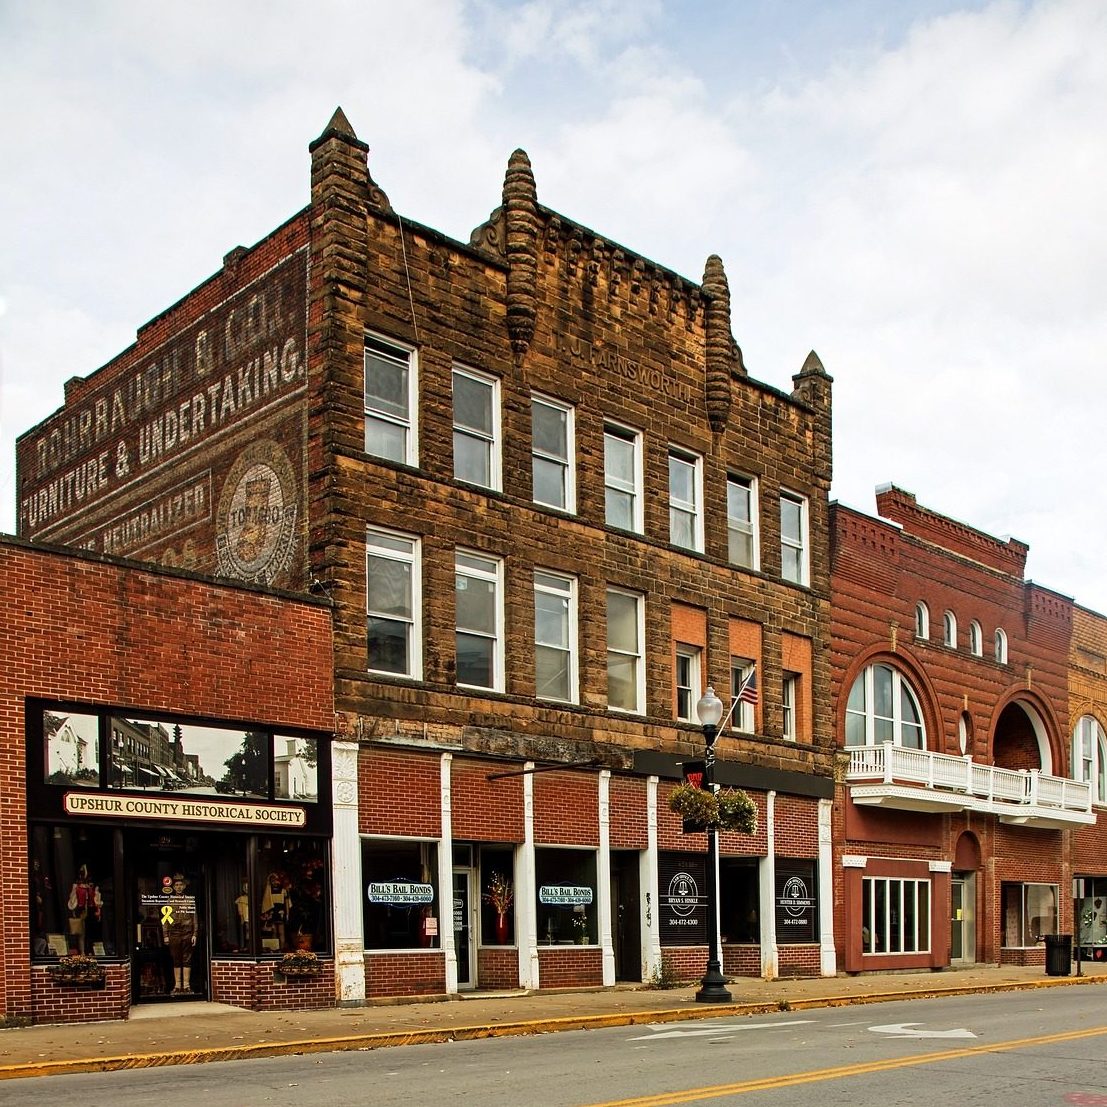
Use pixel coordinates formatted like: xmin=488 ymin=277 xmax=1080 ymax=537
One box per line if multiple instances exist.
xmin=1045 ymin=933 xmax=1072 ymax=975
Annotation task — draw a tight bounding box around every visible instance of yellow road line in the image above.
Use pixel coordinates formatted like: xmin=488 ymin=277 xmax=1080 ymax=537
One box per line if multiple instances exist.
xmin=588 ymin=1023 xmax=1107 ymax=1106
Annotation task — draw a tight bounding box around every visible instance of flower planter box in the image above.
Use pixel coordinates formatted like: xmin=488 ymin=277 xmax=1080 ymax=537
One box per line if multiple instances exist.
xmin=49 ymin=970 xmax=106 ymax=989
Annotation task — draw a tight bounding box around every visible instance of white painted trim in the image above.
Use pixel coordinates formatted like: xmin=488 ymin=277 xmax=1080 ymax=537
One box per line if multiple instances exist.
xmin=439 ymin=753 xmax=457 ymax=994
xmin=642 ymin=776 xmax=662 ymax=981
xmin=929 ymin=860 xmax=953 ymax=873
xmin=330 ymin=740 xmax=365 ymax=1005
xmin=818 ymin=798 xmax=837 ymax=976
xmin=598 ymin=771 xmax=615 ymax=986
xmin=842 ymin=855 xmax=868 ymax=869
xmin=520 ymin=762 xmax=539 ymax=989
xmin=760 ymin=791 xmax=778 ymax=979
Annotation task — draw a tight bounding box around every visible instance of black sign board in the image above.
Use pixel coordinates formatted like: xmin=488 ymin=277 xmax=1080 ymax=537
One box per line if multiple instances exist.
xmin=775 ymin=864 xmax=817 ymax=944
xmin=658 ymin=854 xmax=706 ymax=946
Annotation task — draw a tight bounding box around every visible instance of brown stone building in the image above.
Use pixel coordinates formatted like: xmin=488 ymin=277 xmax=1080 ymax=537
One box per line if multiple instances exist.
xmin=16 ymin=108 xmax=837 ymax=1004
xmin=830 ymin=487 xmax=1093 ymax=973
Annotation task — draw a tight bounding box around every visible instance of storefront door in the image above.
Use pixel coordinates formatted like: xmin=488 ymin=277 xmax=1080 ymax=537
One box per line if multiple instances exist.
xmin=452 ymin=869 xmax=476 ymax=989
xmin=610 ymin=851 xmax=642 ymax=982
xmin=950 ymin=873 xmax=975 ymax=964
xmin=130 ymin=838 xmax=208 ymax=1002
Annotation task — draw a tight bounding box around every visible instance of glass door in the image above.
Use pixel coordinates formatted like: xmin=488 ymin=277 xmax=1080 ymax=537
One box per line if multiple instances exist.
xmin=452 ymin=869 xmax=476 ymax=989
xmin=950 ymin=873 xmax=975 ymax=964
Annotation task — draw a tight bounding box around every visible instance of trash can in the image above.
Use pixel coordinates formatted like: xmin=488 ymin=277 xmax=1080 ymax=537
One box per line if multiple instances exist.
xmin=1045 ymin=933 xmax=1072 ymax=976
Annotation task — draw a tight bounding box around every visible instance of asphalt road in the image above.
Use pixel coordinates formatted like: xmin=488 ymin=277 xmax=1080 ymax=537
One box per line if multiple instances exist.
xmin=5 ymin=984 xmax=1106 ymax=1106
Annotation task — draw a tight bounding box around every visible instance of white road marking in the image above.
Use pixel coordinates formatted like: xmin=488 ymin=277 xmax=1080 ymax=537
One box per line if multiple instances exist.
xmin=869 ymin=1022 xmax=977 ymax=1039
xmin=628 ymin=1020 xmax=816 ymax=1041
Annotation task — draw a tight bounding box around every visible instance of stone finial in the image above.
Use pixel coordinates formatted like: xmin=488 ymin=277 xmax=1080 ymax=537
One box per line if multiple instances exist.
xmin=702 ymin=254 xmax=736 ymax=432
xmin=791 ymin=349 xmax=832 ymax=409
xmin=503 ymin=148 xmax=539 ymax=365
xmin=309 ymin=106 xmax=390 ymax=212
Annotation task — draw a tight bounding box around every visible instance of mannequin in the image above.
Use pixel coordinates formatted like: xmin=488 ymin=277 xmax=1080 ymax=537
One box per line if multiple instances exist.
xmin=67 ymin=864 xmax=102 ymax=954
xmin=162 ymin=873 xmax=197 ymax=994
xmin=235 ymin=882 xmax=250 ymax=948
xmin=261 ymin=872 xmax=290 ymax=949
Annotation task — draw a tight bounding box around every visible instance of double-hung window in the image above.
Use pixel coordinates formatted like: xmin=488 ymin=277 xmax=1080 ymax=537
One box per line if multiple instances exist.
xmin=534 ymin=571 xmax=577 ymax=703
xmin=604 ymin=424 xmax=643 ymax=532
xmin=531 ymin=395 xmax=575 ymax=512
xmin=675 ymin=646 xmax=701 ymax=722
xmin=779 ymin=490 xmax=809 ymax=585
xmin=606 ymin=588 xmax=644 ymax=713
xmin=453 ymin=366 xmax=501 ymax=490
xmin=366 ymin=529 xmax=420 ymax=678
xmin=1072 ymin=715 xmax=1107 ymax=805
xmin=727 ymin=475 xmax=759 ymax=569
xmin=364 ymin=335 xmax=416 ymax=463
xmin=455 ymin=551 xmax=503 ymax=691
xmin=730 ymin=657 xmax=757 ymax=733
xmin=782 ymin=673 xmax=799 ymax=741
xmin=668 ymin=448 xmax=703 ymax=552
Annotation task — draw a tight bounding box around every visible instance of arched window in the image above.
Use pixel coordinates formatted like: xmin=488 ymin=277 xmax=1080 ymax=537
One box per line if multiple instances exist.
xmin=969 ymin=620 xmax=982 ymax=657
xmin=1072 ymin=715 xmax=1107 ymax=805
xmin=994 ymin=628 xmax=1008 ymax=664
xmin=845 ymin=663 xmax=926 ymax=750
xmin=943 ymin=611 xmax=957 ymax=649
xmin=914 ymin=602 xmax=929 ymax=640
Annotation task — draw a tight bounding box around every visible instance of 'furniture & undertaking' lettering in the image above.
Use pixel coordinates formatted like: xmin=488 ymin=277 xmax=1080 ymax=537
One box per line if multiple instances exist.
xmin=63 ymin=791 xmax=306 ymax=828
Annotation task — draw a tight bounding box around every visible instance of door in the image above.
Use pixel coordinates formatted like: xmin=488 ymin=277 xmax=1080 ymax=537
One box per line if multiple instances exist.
xmin=131 ymin=839 xmax=208 ymax=1002
xmin=950 ymin=873 xmax=975 ymax=965
xmin=610 ymin=851 xmax=642 ymax=982
xmin=452 ymin=869 xmax=476 ymax=989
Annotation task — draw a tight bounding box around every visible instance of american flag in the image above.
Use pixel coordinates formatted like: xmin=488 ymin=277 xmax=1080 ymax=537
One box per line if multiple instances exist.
xmin=735 ymin=666 xmax=758 ymax=706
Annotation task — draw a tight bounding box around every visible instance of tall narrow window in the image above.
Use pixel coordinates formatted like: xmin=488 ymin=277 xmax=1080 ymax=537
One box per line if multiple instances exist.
xmin=779 ymin=491 xmax=809 ymax=586
xmin=969 ymin=620 xmax=982 ymax=656
xmin=534 ymin=571 xmax=577 ymax=703
xmin=914 ymin=602 xmax=930 ymax=640
xmin=994 ymin=628 xmax=1008 ymax=664
xmin=606 ymin=589 xmax=644 ymax=713
xmin=366 ymin=529 xmax=420 ymax=678
xmin=675 ymin=646 xmax=701 ymax=722
xmin=604 ymin=424 xmax=643 ymax=532
xmin=531 ymin=395 xmax=574 ymax=512
xmin=782 ymin=673 xmax=799 ymax=741
xmin=455 ymin=552 xmax=503 ymax=691
xmin=364 ymin=335 xmax=416 ymax=463
xmin=943 ymin=611 xmax=957 ymax=649
xmin=1072 ymin=715 xmax=1107 ymax=805
xmin=727 ymin=475 xmax=759 ymax=569
xmin=453 ymin=366 xmax=501 ymax=490
xmin=668 ymin=448 xmax=703 ymax=552
xmin=730 ymin=657 xmax=757 ymax=733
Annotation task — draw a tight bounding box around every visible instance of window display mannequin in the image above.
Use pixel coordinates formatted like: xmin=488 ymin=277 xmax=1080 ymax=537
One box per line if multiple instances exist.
xmin=235 ymin=882 xmax=250 ymax=947
xmin=162 ymin=873 xmax=197 ymax=994
xmin=261 ymin=871 xmax=290 ymax=949
xmin=67 ymin=864 xmax=102 ymax=954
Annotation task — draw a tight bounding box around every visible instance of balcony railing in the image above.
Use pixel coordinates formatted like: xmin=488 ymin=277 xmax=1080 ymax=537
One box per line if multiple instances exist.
xmin=846 ymin=742 xmax=1094 ymax=828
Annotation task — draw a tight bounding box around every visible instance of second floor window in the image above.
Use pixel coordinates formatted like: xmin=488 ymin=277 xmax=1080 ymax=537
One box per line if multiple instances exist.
xmin=995 ymin=628 xmax=1009 ymax=664
xmin=730 ymin=657 xmax=758 ymax=733
xmin=453 ymin=367 xmax=500 ymax=489
xmin=782 ymin=673 xmax=799 ymax=741
xmin=727 ymin=475 xmax=758 ymax=569
xmin=455 ymin=552 xmax=503 ymax=691
xmin=604 ymin=424 xmax=643 ymax=532
xmin=668 ymin=449 xmax=703 ymax=552
xmin=845 ymin=663 xmax=925 ymax=749
xmin=915 ymin=602 xmax=930 ymax=640
xmin=969 ymin=620 xmax=982 ymax=656
xmin=943 ymin=611 xmax=958 ymax=648
xmin=366 ymin=529 xmax=420 ymax=678
xmin=606 ymin=588 xmax=644 ymax=713
xmin=531 ymin=396 xmax=574 ymax=512
xmin=364 ymin=335 xmax=416 ymax=464
xmin=1072 ymin=715 xmax=1107 ymax=804
xmin=779 ymin=491 xmax=809 ymax=586
xmin=534 ymin=571 xmax=577 ymax=703
xmin=675 ymin=646 xmax=701 ymax=722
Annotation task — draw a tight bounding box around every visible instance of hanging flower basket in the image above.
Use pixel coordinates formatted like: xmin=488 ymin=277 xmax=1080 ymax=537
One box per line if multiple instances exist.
xmin=48 ymin=954 xmax=106 ymax=987
xmin=276 ymin=950 xmax=323 ymax=978
xmin=668 ymin=783 xmax=757 ymax=834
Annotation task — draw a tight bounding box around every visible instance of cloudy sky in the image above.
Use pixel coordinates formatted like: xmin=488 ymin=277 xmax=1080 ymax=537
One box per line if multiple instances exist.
xmin=2 ymin=0 xmax=1105 ymax=608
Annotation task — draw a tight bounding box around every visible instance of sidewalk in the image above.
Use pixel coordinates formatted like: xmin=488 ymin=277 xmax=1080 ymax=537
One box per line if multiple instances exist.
xmin=2 ymin=963 xmax=1105 ymax=1081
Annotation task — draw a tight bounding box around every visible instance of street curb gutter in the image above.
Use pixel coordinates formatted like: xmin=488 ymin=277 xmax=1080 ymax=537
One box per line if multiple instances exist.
xmin=0 ymin=974 xmax=1099 ymax=1082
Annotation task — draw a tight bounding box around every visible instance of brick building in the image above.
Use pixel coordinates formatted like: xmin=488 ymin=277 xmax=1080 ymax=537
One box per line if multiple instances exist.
xmin=15 ymin=108 xmax=837 ymax=1005
xmin=830 ymin=486 xmax=1093 ymax=973
xmin=2 ymin=536 xmax=333 ymax=1023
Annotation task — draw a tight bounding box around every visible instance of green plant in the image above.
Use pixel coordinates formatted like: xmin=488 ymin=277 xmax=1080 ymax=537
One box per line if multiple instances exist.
xmin=668 ymin=783 xmax=757 ymax=833
xmin=715 ymin=788 xmax=758 ymax=834
xmin=644 ymin=956 xmax=684 ymax=990
xmin=667 ymin=783 xmax=717 ymax=826
xmin=278 ymin=949 xmax=321 ymax=973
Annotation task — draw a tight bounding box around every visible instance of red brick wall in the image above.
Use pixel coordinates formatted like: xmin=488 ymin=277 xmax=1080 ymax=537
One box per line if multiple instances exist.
xmin=209 ymin=958 xmax=336 ymax=1011
xmin=30 ymin=962 xmax=130 ymax=1024
xmin=609 ymin=776 xmax=648 ymax=849
xmin=359 ymin=748 xmax=443 ymax=838
xmin=477 ymin=946 xmax=518 ymax=989
xmin=537 ymin=947 xmax=602 ymax=989
xmin=365 ymin=951 xmax=445 ymax=997
xmin=534 ymin=771 xmax=599 ymax=844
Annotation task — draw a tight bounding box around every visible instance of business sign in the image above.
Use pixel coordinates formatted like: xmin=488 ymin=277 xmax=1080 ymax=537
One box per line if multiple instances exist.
xmin=64 ymin=791 xmax=306 ymax=827
xmin=538 ymin=884 xmax=593 ymax=907
xmin=659 ymin=855 xmax=706 ymax=945
xmin=775 ymin=866 xmax=818 ymax=944
xmin=367 ymin=882 xmax=434 ymax=905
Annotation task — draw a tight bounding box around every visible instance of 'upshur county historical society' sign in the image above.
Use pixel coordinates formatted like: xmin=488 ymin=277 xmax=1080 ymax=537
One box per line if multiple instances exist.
xmin=64 ymin=791 xmax=306 ymax=827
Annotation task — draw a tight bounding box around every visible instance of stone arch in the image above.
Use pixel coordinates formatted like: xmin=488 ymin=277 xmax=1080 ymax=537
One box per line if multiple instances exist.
xmin=991 ymin=699 xmax=1053 ymax=775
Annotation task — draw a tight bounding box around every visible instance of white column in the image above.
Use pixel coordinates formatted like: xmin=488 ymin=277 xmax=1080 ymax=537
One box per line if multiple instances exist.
xmin=760 ymin=790 xmax=779 ymax=980
xmin=818 ymin=797 xmax=837 ymax=976
xmin=330 ymin=740 xmax=365 ymax=1005
xmin=519 ymin=761 xmax=539 ymax=989
xmin=439 ymin=753 xmax=457 ymax=994
xmin=642 ymin=775 xmax=662 ymax=981
xmin=598 ymin=770 xmax=615 ymax=986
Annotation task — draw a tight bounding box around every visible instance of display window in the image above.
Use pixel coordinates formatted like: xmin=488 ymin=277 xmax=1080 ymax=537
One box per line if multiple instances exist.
xmin=1077 ymin=878 xmax=1107 ymax=959
xmin=362 ymin=839 xmax=439 ymax=950
xmin=256 ymin=838 xmax=329 ymax=953
xmin=479 ymin=846 xmax=515 ymax=946
xmin=719 ymin=859 xmax=759 ymax=944
xmin=535 ymin=848 xmax=597 ymax=945
xmin=1002 ymin=882 xmax=1058 ymax=947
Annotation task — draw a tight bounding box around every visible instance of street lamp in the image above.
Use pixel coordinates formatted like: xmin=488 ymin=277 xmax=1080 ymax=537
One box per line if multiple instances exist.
xmin=695 ymin=686 xmax=733 ymax=1003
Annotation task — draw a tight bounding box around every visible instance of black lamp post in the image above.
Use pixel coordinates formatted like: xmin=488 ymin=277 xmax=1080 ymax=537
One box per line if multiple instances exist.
xmin=695 ymin=686 xmax=733 ymax=1003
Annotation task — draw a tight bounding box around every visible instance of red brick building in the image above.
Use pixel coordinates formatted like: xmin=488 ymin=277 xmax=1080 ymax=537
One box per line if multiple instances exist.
xmin=2 ymin=536 xmax=333 ymax=1023
xmin=830 ymin=487 xmax=1092 ymax=973
xmin=15 ymin=108 xmax=838 ymax=1006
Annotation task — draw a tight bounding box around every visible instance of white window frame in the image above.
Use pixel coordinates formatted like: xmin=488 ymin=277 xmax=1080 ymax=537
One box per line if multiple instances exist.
xmin=1072 ymin=715 xmax=1107 ymax=805
xmin=366 ymin=528 xmax=421 ymax=680
xmin=862 ymin=877 xmax=931 ymax=955
xmin=675 ymin=645 xmax=701 ymax=723
xmin=604 ymin=423 xmax=644 ymax=533
xmin=364 ymin=333 xmax=417 ymax=465
xmin=726 ymin=474 xmax=760 ymax=570
xmin=606 ymin=587 xmax=645 ymax=714
xmin=969 ymin=620 xmax=982 ymax=656
xmin=668 ymin=447 xmax=704 ymax=553
xmin=533 ymin=570 xmax=578 ymax=704
xmin=452 ymin=365 xmax=501 ymax=491
xmin=845 ymin=663 xmax=926 ymax=749
xmin=914 ymin=602 xmax=929 ymax=640
xmin=943 ymin=610 xmax=957 ymax=649
xmin=531 ymin=394 xmax=575 ymax=513
xmin=455 ymin=550 xmax=504 ymax=692
xmin=782 ymin=672 xmax=798 ymax=742
xmin=779 ymin=490 xmax=810 ymax=586
xmin=729 ymin=656 xmax=756 ymax=733
xmin=994 ymin=627 xmax=1009 ymax=664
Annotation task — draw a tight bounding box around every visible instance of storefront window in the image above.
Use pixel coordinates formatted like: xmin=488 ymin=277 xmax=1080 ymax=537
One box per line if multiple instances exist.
xmin=479 ymin=846 xmax=515 ymax=946
xmin=719 ymin=859 xmax=759 ymax=943
xmin=536 ymin=848 xmax=597 ymax=944
xmin=273 ymin=735 xmax=318 ymax=802
xmin=256 ymin=837 xmax=330 ymax=953
xmin=1077 ymin=879 xmax=1107 ymax=957
xmin=658 ymin=852 xmax=706 ymax=947
xmin=210 ymin=848 xmax=250 ymax=954
xmin=30 ymin=824 xmax=117 ymax=959
xmin=44 ymin=710 xmax=100 ymax=787
xmin=776 ymin=862 xmax=819 ymax=945
xmin=1003 ymin=882 xmax=1058 ymax=947
xmin=862 ymin=877 xmax=930 ymax=954
xmin=362 ymin=839 xmax=439 ymax=950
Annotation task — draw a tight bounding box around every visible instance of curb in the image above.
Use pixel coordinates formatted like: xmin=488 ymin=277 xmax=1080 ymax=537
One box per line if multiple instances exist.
xmin=0 ymin=973 xmax=1099 ymax=1081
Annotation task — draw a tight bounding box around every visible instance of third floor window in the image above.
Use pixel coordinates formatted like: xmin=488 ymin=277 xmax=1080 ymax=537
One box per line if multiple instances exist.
xmin=668 ymin=448 xmax=703 ymax=552
xmin=364 ymin=335 xmax=416 ymax=464
xmin=531 ymin=395 xmax=575 ymax=512
xmin=604 ymin=424 xmax=643 ymax=533
xmin=453 ymin=366 xmax=501 ymax=490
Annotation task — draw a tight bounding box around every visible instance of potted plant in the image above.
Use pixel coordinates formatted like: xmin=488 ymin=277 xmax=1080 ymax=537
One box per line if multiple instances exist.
xmin=572 ymin=911 xmax=590 ymax=945
xmin=482 ymin=872 xmax=514 ymax=944
xmin=276 ymin=949 xmax=322 ymax=978
xmin=48 ymin=952 xmax=105 ymax=986
xmin=668 ymin=783 xmax=757 ymax=833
